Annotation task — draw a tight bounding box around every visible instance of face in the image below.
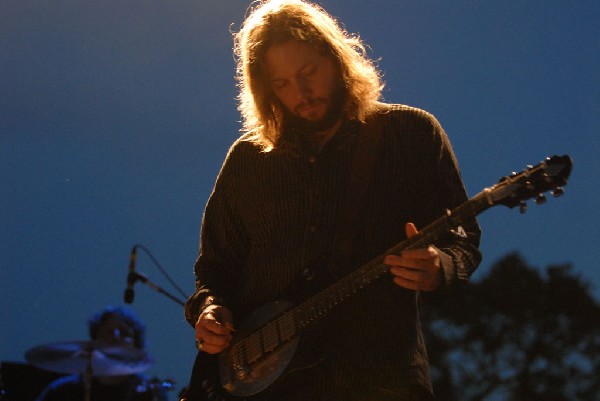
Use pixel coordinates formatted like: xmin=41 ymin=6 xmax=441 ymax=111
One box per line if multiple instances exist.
xmin=264 ymin=40 xmax=345 ymax=131
xmin=95 ymin=314 xmax=136 ymax=348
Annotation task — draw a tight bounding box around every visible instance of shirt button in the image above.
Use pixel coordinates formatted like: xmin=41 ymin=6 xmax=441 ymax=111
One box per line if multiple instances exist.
xmin=309 ymin=225 xmax=317 ymax=232
xmin=308 ymin=156 xmax=317 ymax=164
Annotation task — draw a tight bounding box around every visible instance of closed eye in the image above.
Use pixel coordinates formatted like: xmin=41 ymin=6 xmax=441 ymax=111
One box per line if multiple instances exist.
xmin=271 ymin=79 xmax=288 ymax=90
xmin=300 ymin=64 xmax=317 ymax=79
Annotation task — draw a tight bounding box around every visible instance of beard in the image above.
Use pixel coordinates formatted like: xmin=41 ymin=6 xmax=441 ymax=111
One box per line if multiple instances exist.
xmin=284 ymin=83 xmax=346 ymax=133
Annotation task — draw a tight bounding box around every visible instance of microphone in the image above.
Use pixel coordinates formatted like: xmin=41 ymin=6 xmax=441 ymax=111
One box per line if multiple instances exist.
xmin=124 ymin=246 xmax=137 ymax=304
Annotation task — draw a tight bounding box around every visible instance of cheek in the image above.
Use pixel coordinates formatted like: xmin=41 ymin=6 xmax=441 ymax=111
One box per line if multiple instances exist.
xmin=273 ymin=88 xmax=296 ymax=110
xmin=321 ymin=73 xmax=340 ymax=97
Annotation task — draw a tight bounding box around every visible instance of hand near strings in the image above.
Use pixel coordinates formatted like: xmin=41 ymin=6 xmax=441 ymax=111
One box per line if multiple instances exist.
xmin=385 ymin=222 xmax=443 ymax=292
xmin=195 ymin=305 xmax=234 ymax=354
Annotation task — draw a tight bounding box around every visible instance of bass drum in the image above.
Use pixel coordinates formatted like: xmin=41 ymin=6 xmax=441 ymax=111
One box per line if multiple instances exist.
xmin=0 ymin=361 xmax=65 ymax=401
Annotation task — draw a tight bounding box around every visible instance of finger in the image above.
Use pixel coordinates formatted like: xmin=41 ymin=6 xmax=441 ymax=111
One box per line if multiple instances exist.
xmin=196 ymin=336 xmax=230 ymax=354
xmin=405 ymin=222 xmax=419 ymax=238
xmin=401 ymin=247 xmax=436 ymax=260
xmin=384 ymin=255 xmax=413 ymax=270
xmin=201 ymin=329 xmax=232 ymax=346
xmin=199 ymin=306 xmax=235 ymax=333
xmin=203 ymin=318 xmax=232 ymax=335
xmin=392 ymin=275 xmax=420 ymax=291
xmin=386 ymin=256 xmax=420 ymax=271
xmin=389 ymin=266 xmax=422 ymax=281
xmin=392 ymin=266 xmax=441 ymax=291
xmin=200 ymin=342 xmax=230 ymax=355
xmin=214 ymin=309 xmax=235 ymax=332
xmin=385 ymin=253 xmax=430 ymax=268
xmin=196 ymin=326 xmax=232 ymax=352
xmin=195 ymin=320 xmax=227 ymax=345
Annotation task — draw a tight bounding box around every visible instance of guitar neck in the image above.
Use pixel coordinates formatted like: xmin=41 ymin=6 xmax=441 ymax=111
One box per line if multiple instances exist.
xmin=290 ymin=190 xmax=492 ymax=331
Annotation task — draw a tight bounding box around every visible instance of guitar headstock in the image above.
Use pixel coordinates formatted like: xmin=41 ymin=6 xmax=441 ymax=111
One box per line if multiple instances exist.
xmin=487 ymin=155 xmax=572 ymax=212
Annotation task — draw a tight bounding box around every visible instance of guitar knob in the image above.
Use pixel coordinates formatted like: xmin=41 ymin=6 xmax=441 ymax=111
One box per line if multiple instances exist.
xmin=519 ymin=201 xmax=528 ymax=214
xmin=552 ymin=187 xmax=565 ymax=197
xmin=535 ymin=193 xmax=547 ymax=205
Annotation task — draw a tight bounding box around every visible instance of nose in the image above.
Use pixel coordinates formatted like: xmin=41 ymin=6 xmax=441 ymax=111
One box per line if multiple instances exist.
xmin=293 ymin=77 xmax=311 ymax=100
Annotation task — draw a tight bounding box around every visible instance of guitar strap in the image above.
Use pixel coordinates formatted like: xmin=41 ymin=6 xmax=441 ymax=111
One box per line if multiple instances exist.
xmin=336 ymin=106 xmax=388 ymax=259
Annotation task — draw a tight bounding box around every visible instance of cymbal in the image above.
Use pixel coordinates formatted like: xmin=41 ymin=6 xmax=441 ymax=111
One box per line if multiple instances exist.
xmin=25 ymin=340 xmax=154 ymax=376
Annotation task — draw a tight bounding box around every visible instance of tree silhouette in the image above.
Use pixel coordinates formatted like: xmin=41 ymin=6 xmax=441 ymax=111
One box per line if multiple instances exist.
xmin=422 ymin=252 xmax=600 ymax=401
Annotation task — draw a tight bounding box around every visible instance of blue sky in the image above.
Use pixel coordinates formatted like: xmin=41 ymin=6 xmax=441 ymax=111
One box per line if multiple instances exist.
xmin=2 ymin=0 xmax=599 ymax=395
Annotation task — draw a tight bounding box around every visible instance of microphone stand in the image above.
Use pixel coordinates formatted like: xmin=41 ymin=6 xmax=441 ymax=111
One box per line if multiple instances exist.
xmin=127 ymin=244 xmax=187 ymax=306
xmin=128 ymin=271 xmax=185 ymax=306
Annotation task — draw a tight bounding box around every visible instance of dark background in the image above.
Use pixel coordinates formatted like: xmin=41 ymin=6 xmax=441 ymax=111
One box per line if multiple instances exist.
xmin=2 ymin=0 xmax=598 ymax=395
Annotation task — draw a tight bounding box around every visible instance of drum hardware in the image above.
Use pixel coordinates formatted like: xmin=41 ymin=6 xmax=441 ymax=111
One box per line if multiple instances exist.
xmin=25 ymin=340 xmax=154 ymax=401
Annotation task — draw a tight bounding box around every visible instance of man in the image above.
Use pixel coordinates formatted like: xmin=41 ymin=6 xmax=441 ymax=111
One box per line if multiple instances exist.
xmin=35 ymin=306 xmax=168 ymax=401
xmin=183 ymin=0 xmax=481 ymax=400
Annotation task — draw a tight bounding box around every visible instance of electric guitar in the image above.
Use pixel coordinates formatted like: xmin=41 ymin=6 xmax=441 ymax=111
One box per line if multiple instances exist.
xmin=185 ymin=155 xmax=572 ymax=401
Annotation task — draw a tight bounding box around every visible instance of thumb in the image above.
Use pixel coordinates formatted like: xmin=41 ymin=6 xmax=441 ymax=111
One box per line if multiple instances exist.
xmin=405 ymin=222 xmax=419 ymax=238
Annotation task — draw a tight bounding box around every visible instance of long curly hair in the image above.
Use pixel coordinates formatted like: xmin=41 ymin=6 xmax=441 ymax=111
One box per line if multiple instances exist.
xmin=234 ymin=0 xmax=384 ymax=151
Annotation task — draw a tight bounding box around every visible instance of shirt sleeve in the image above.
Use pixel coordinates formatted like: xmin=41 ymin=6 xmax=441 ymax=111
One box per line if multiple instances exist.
xmin=184 ymin=141 xmax=251 ymax=327
xmin=424 ymin=111 xmax=482 ymax=290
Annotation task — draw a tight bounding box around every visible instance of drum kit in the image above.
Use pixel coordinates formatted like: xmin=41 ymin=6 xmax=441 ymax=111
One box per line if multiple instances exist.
xmin=1 ymin=340 xmax=165 ymax=401
xmin=0 ymin=246 xmax=184 ymax=401
xmin=25 ymin=340 xmax=154 ymax=377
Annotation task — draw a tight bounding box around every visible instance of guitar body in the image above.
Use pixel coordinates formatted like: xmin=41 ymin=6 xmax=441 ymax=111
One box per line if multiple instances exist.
xmin=219 ymin=300 xmax=299 ymax=397
xmin=184 ymin=259 xmax=337 ymax=401
xmin=184 ymin=301 xmax=301 ymax=401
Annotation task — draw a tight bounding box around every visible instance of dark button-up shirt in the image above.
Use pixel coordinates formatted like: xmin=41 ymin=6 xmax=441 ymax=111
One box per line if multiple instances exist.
xmin=185 ymin=104 xmax=481 ymax=397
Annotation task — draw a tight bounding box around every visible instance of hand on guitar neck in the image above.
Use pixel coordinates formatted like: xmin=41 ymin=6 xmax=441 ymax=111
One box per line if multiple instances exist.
xmin=195 ymin=304 xmax=234 ymax=354
xmin=385 ymin=222 xmax=444 ymax=292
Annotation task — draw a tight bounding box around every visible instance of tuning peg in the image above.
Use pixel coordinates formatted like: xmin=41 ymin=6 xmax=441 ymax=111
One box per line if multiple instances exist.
xmin=519 ymin=201 xmax=528 ymax=214
xmin=552 ymin=187 xmax=565 ymax=197
xmin=535 ymin=193 xmax=547 ymax=205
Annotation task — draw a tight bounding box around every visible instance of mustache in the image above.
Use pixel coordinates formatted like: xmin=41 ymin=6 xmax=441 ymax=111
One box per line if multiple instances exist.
xmin=294 ymin=98 xmax=324 ymax=114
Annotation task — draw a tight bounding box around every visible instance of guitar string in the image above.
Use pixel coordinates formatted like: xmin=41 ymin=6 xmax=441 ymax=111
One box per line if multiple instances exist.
xmin=232 ymin=192 xmax=493 ymax=367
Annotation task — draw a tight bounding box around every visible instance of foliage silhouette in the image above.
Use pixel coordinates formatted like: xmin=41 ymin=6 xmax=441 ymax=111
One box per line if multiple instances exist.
xmin=422 ymin=252 xmax=600 ymax=401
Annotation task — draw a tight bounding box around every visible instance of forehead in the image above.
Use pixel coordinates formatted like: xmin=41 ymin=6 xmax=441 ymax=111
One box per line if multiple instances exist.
xmin=264 ymin=40 xmax=330 ymax=78
xmin=98 ymin=314 xmax=131 ymax=331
